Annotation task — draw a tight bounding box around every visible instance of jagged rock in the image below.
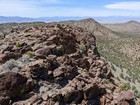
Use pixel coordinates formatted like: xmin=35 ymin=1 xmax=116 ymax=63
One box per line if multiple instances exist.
xmin=118 ymin=100 xmax=130 ymax=105
xmin=1 ymin=44 xmax=14 ymax=53
xmin=42 ymin=93 xmax=48 ymax=101
xmin=77 ymin=58 xmax=90 ymax=70
xmin=0 ymin=96 xmax=10 ymax=105
xmin=35 ymin=47 xmax=51 ymax=58
xmin=12 ymin=42 xmax=33 ymax=54
xmin=53 ymin=66 xmax=78 ymax=81
xmin=104 ymin=83 xmax=115 ymax=91
xmin=47 ymin=35 xmax=58 ymax=42
xmin=100 ymin=96 xmax=106 ymax=105
xmin=0 ymin=52 xmax=21 ymax=63
xmin=22 ymin=60 xmax=48 ymax=80
xmin=0 ymin=72 xmax=34 ymax=104
xmin=20 ymin=45 xmax=32 ymax=54
xmin=122 ymin=90 xmax=135 ymax=100
xmin=83 ymin=84 xmax=100 ymax=100
xmin=116 ymin=91 xmax=135 ymax=101
xmin=35 ymin=44 xmax=56 ymax=58
xmin=0 ymin=24 xmax=135 ymax=105
xmin=104 ymin=93 xmax=113 ymax=101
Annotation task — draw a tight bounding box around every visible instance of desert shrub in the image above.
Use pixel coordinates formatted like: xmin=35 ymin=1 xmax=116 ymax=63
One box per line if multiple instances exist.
xmin=15 ymin=42 xmax=21 ymax=47
xmin=78 ymin=44 xmax=86 ymax=53
xmin=103 ymin=79 xmax=110 ymax=84
xmin=120 ymin=82 xmax=130 ymax=90
xmin=27 ymin=51 xmax=35 ymax=57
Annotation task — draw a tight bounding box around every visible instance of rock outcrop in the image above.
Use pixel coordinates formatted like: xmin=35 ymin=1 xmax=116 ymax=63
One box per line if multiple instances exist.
xmin=0 ymin=24 xmax=135 ymax=105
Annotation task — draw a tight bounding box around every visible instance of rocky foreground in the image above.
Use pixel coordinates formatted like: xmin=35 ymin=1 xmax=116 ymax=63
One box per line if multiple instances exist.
xmin=0 ymin=24 xmax=135 ymax=105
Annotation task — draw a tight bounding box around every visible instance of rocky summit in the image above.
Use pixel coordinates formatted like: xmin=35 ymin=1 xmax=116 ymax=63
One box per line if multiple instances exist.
xmin=0 ymin=24 xmax=135 ymax=105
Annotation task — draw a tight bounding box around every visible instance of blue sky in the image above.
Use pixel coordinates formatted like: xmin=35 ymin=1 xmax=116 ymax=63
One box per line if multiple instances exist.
xmin=0 ymin=0 xmax=140 ymax=17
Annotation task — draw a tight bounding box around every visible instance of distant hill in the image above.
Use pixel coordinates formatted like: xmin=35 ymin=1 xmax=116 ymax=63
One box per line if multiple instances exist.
xmin=103 ymin=20 xmax=140 ymax=35
xmin=50 ymin=18 xmax=118 ymax=39
xmin=0 ymin=16 xmax=35 ymax=23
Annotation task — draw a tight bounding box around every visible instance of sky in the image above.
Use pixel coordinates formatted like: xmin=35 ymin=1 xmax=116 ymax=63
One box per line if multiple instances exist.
xmin=0 ymin=0 xmax=140 ymax=17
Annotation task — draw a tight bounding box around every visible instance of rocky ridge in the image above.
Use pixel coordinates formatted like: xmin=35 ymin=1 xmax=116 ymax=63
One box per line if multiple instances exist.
xmin=0 ymin=24 xmax=135 ymax=105
xmin=49 ymin=18 xmax=118 ymax=39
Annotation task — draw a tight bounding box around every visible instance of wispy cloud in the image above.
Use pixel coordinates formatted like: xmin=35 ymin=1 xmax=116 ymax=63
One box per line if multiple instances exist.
xmin=105 ymin=2 xmax=140 ymax=10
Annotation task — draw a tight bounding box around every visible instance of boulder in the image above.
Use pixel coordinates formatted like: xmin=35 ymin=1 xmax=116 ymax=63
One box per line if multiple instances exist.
xmin=117 ymin=90 xmax=135 ymax=101
xmin=0 ymin=52 xmax=21 ymax=63
xmin=0 ymin=72 xmax=32 ymax=103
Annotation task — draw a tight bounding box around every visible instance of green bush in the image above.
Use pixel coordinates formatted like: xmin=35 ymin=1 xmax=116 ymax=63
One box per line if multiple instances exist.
xmin=27 ymin=51 xmax=35 ymax=57
xmin=15 ymin=42 xmax=21 ymax=47
xmin=120 ymin=83 xmax=130 ymax=90
xmin=78 ymin=44 xmax=86 ymax=53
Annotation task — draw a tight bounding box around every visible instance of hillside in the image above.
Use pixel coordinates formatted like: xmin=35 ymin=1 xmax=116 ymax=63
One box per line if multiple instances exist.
xmin=48 ymin=19 xmax=140 ymax=103
xmin=49 ymin=18 xmax=118 ymax=39
xmin=103 ymin=21 xmax=140 ymax=36
xmin=96 ymin=21 xmax=140 ymax=102
xmin=0 ymin=23 xmax=135 ymax=105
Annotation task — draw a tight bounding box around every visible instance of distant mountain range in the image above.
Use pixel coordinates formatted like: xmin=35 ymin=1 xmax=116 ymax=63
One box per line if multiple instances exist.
xmin=0 ymin=16 xmax=140 ymax=23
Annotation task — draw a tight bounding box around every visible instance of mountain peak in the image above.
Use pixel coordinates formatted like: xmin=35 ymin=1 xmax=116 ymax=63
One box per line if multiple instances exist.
xmin=80 ymin=18 xmax=96 ymax=22
xmin=126 ymin=20 xmax=139 ymax=24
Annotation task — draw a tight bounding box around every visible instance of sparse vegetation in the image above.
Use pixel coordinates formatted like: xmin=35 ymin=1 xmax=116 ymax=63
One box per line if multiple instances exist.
xmin=0 ymin=19 xmax=138 ymax=104
xmin=96 ymin=36 xmax=140 ymax=93
xmin=120 ymin=73 xmax=124 ymax=79
xmin=102 ymin=79 xmax=110 ymax=84
xmin=15 ymin=42 xmax=21 ymax=47
xmin=120 ymin=82 xmax=130 ymax=90
xmin=27 ymin=51 xmax=35 ymax=57
xmin=78 ymin=44 xmax=86 ymax=53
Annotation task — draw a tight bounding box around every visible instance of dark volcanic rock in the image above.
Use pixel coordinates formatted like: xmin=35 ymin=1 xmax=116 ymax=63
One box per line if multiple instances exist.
xmin=0 ymin=52 xmax=21 ymax=63
xmin=0 ymin=24 xmax=135 ymax=105
xmin=0 ymin=72 xmax=34 ymax=104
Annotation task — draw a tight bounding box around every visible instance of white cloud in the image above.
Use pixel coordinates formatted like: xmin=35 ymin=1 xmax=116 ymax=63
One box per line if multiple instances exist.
xmin=105 ymin=2 xmax=140 ymax=10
